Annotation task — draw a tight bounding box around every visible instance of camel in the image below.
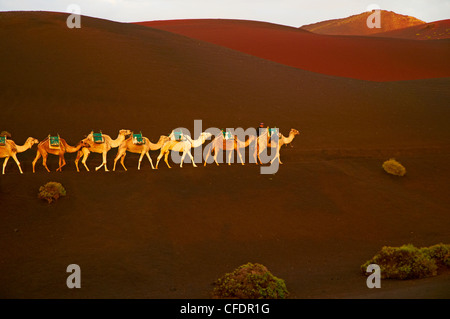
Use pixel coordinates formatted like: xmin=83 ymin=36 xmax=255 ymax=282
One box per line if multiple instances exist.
xmin=32 ymin=136 xmax=91 ymax=173
xmin=74 ymin=129 xmax=131 ymax=172
xmin=155 ymin=132 xmax=212 ymax=169
xmin=113 ymin=134 xmax=170 ymax=171
xmin=204 ymin=134 xmax=256 ymax=166
xmin=0 ymin=137 xmax=39 ymax=174
xmin=255 ymin=128 xmax=300 ymax=165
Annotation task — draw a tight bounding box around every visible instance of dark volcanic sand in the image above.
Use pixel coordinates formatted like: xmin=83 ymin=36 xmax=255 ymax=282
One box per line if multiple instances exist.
xmin=0 ymin=12 xmax=449 ymax=299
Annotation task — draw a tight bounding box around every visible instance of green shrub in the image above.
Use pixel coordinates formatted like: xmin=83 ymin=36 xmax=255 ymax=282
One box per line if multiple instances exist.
xmin=361 ymin=244 xmax=450 ymax=280
xmin=420 ymin=243 xmax=450 ymax=267
xmin=38 ymin=182 xmax=66 ymax=203
xmin=444 ymin=254 xmax=450 ymax=267
xmin=212 ymin=262 xmax=289 ymax=299
xmin=382 ymin=158 xmax=406 ymax=176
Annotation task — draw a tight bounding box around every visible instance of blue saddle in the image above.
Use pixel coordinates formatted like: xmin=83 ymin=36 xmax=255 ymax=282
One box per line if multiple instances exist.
xmin=223 ymin=131 xmax=233 ymax=140
xmin=49 ymin=135 xmax=60 ymax=148
xmin=93 ymin=132 xmax=104 ymax=144
xmin=174 ymin=131 xmax=184 ymax=141
xmin=133 ymin=132 xmax=145 ymax=145
xmin=269 ymin=127 xmax=279 ymax=137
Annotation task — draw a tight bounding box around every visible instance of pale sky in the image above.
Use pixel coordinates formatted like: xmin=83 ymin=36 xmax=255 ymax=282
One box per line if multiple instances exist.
xmin=0 ymin=0 xmax=449 ymax=27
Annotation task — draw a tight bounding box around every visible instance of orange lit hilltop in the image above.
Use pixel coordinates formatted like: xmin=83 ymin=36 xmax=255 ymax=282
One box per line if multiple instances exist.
xmin=299 ymin=10 xmax=425 ymax=36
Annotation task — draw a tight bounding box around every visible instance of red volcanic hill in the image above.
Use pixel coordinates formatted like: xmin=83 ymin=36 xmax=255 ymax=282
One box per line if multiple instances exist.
xmin=137 ymin=18 xmax=450 ymax=81
xmin=371 ymin=19 xmax=450 ymax=40
xmin=300 ymin=10 xmax=425 ymax=36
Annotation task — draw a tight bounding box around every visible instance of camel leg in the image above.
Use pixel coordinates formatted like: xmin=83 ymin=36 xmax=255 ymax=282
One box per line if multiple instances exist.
xmin=257 ymin=141 xmax=264 ymax=164
xmin=155 ymin=150 xmax=165 ymax=169
xmin=227 ymin=149 xmax=233 ymax=165
xmin=252 ymin=145 xmax=258 ymax=165
xmin=11 ymin=154 xmax=23 ymax=174
xmin=270 ymin=145 xmax=282 ymax=164
xmin=214 ymin=148 xmax=220 ymax=166
xmin=120 ymin=153 xmax=127 ymax=171
xmin=61 ymin=156 xmax=67 ymax=171
xmin=180 ymin=151 xmax=186 ymax=168
xmin=164 ymin=151 xmax=172 ymax=169
xmin=278 ymin=145 xmax=283 ymax=164
xmin=95 ymin=151 xmax=109 ymax=171
xmin=82 ymin=150 xmax=91 ymax=171
xmin=268 ymin=144 xmax=282 ymax=164
xmin=102 ymin=151 xmax=109 ymax=171
xmin=145 ymin=152 xmax=155 ymax=169
xmin=75 ymin=147 xmax=91 ymax=172
xmin=75 ymin=149 xmax=89 ymax=172
xmin=258 ymin=149 xmax=263 ymax=165
xmin=74 ymin=150 xmax=82 ymax=172
xmin=103 ymin=151 xmax=110 ymax=171
xmin=113 ymin=148 xmax=125 ymax=171
xmin=56 ymin=155 xmax=62 ymax=172
xmin=2 ymin=157 xmax=9 ymax=174
xmin=237 ymin=149 xmax=245 ymax=165
xmin=138 ymin=151 xmax=145 ymax=170
xmin=187 ymin=150 xmax=197 ymax=167
xmin=57 ymin=154 xmax=66 ymax=172
xmin=41 ymin=153 xmax=51 ymax=173
xmin=204 ymin=147 xmax=211 ymax=167
xmin=203 ymin=152 xmax=208 ymax=166
xmin=32 ymin=150 xmax=42 ymax=173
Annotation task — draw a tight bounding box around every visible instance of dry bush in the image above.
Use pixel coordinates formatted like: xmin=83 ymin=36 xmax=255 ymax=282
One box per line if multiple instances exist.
xmin=382 ymin=158 xmax=406 ymax=176
xmin=420 ymin=243 xmax=450 ymax=268
xmin=212 ymin=262 xmax=289 ymax=299
xmin=361 ymin=243 xmax=450 ymax=280
xmin=38 ymin=182 xmax=66 ymax=203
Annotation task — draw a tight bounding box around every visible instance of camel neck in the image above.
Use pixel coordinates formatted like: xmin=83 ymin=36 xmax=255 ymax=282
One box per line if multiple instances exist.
xmin=15 ymin=140 xmax=33 ymax=153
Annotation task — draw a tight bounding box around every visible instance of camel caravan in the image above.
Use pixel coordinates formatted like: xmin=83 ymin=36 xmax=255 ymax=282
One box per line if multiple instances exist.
xmin=0 ymin=127 xmax=299 ymax=174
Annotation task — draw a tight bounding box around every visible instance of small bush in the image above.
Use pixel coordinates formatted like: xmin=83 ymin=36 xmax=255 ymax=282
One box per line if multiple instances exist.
xmin=420 ymin=243 xmax=450 ymax=267
xmin=38 ymin=182 xmax=66 ymax=203
xmin=212 ymin=262 xmax=289 ymax=299
xmin=382 ymin=158 xmax=406 ymax=176
xmin=361 ymin=243 xmax=450 ymax=280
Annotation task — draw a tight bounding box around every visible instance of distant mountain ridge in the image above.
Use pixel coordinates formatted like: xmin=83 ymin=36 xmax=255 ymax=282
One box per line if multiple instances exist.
xmin=300 ymin=10 xmax=425 ymax=36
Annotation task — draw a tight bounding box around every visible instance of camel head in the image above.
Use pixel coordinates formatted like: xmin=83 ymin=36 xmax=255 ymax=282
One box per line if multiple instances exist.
xmin=119 ymin=129 xmax=132 ymax=136
xmin=288 ymin=129 xmax=300 ymax=148
xmin=158 ymin=135 xmax=170 ymax=144
xmin=27 ymin=137 xmax=39 ymax=146
xmin=79 ymin=138 xmax=91 ymax=148
xmin=200 ymin=132 xmax=213 ymax=142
